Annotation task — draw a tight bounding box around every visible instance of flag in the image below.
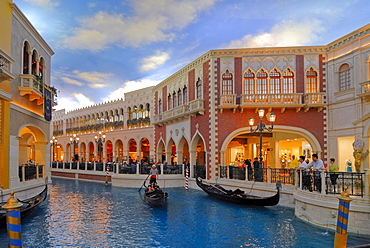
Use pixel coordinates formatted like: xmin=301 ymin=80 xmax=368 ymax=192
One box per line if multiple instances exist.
xmin=43 ymin=85 xmax=52 ymax=121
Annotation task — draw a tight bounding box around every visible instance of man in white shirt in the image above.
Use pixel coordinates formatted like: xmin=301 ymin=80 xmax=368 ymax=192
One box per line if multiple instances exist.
xmin=306 ymin=154 xmax=326 ymax=171
xmin=306 ymin=154 xmax=326 ymax=192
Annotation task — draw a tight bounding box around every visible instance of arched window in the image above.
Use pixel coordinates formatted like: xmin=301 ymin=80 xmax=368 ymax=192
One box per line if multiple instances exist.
xmin=145 ymin=103 xmax=150 ymax=118
xmin=178 ymin=89 xmax=182 ymax=106
xmin=168 ymin=95 xmax=172 ymax=109
xmin=183 ymin=86 xmax=188 ymax=103
xmin=339 ymin=64 xmax=351 ymax=91
xmin=196 ymin=78 xmax=202 ymax=99
xmin=282 ymin=68 xmax=294 ymax=93
xmin=256 ymin=69 xmax=268 ymax=94
xmin=269 ymin=69 xmax=281 ymax=94
xmin=306 ymin=68 xmax=318 ymax=93
xmin=31 ymin=50 xmax=37 ymax=75
xmin=158 ymin=99 xmax=162 ymax=115
xmin=23 ymin=42 xmax=30 ymax=74
xmin=222 ymin=70 xmax=233 ymax=94
xmin=173 ymin=92 xmax=177 ymax=108
xmin=127 ymin=107 xmax=132 ymax=120
xmin=243 ymin=70 xmax=255 ymax=94
xmin=39 ymin=57 xmax=44 ymax=78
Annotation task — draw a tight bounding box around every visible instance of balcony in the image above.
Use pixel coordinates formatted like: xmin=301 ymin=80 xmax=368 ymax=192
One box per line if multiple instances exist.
xmin=0 ymin=49 xmax=15 ymax=81
xmin=153 ymin=99 xmax=205 ymax=125
xmin=358 ymin=81 xmax=370 ymax=100
xmin=19 ymin=74 xmax=44 ymax=105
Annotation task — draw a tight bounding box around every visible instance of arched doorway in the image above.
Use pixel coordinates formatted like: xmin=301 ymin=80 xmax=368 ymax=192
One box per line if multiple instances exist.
xmin=18 ymin=125 xmax=47 ymax=165
xmin=156 ymin=139 xmax=166 ymax=163
xmin=88 ymin=142 xmax=95 ymax=162
xmin=167 ymin=138 xmax=177 ymax=165
xmin=106 ymin=140 xmax=113 ymax=162
xmin=178 ymin=136 xmax=189 ymax=165
xmin=140 ymin=138 xmax=150 ymax=162
xmin=115 ymin=139 xmax=123 ymax=163
xmin=221 ymin=125 xmax=322 ymax=168
xmin=191 ymin=133 xmax=206 ymax=178
xmin=128 ymin=139 xmax=137 ymax=162
xmin=80 ymin=142 xmax=86 ymax=163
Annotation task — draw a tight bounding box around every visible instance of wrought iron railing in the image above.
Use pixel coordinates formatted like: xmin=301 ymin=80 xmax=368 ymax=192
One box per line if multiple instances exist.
xmin=19 ymin=164 xmax=44 ymax=182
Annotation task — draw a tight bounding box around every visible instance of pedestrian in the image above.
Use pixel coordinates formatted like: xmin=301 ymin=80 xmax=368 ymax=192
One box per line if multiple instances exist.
xmin=306 ymin=154 xmax=326 ymax=192
xmin=329 ymin=158 xmax=339 ymax=186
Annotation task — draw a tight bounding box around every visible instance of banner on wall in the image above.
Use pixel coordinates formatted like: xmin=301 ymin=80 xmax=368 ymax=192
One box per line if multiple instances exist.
xmin=43 ymin=85 xmax=52 ymax=122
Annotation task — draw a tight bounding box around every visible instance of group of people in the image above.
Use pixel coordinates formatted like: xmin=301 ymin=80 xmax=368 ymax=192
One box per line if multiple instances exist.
xmin=244 ymin=157 xmax=264 ymax=181
xmin=146 ymin=164 xmax=161 ymax=193
xmin=293 ymin=154 xmax=340 ymax=191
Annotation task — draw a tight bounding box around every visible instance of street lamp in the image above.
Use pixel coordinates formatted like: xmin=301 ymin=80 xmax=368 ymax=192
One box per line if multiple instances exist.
xmin=49 ymin=136 xmax=58 ymax=161
xmin=249 ymin=108 xmax=276 ymax=167
xmin=70 ymin=133 xmax=79 ymax=161
xmin=95 ymin=131 xmax=106 ymax=162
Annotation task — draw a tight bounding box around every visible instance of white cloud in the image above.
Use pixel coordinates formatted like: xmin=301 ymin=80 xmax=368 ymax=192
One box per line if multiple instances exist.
xmin=55 ymin=93 xmax=95 ymax=112
xmin=61 ymin=77 xmax=84 ymax=86
xmin=24 ymin=0 xmax=59 ymax=8
xmin=58 ymin=70 xmax=111 ymax=88
xmin=102 ymin=78 xmax=160 ymax=102
xmin=61 ymin=0 xmax=218 ymax=51
xmin=140 ymin=51 xmax=170 ymax=72
xmin=225 ymin=19 xmax=325 ymax=49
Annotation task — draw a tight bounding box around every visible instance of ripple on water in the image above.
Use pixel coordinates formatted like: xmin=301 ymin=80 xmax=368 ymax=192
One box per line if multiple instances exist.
xmin=0 ymin=178 xmax=370 ymax=247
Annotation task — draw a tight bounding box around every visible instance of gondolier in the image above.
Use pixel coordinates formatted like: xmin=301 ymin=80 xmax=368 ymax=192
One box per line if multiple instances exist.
xmin=149 ymin=165 xmax=158 ymax=184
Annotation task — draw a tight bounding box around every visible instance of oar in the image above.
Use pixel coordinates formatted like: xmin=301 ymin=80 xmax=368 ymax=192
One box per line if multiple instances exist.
xmin=139 ymin=173 xmax=151 ymax=192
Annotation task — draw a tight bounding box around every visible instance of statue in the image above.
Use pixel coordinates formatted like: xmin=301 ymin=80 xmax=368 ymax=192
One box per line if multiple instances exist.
xmin=352 ymin=139 xmax=369 ymax=173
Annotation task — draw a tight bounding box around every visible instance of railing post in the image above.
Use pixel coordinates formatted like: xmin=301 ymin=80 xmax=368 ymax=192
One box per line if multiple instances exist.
xmin=294 ymin=169 xmax=299 ymax=188
xmin=93 ymin=161 xmax=96 ymax=171
xmin=267 ymin=166 xmax=271 ymax=183
xmin=245 ymin=167 xmax=248 ymax=181
xmin=321 ymin=170 xmax=326 ymax=195
xmin=36 ymin=164 xmax=39 ymax=179
xmin=22 ymin=165 xmax=25 ymax=182
xmin=136 ymin=162 xmax=139 ymax=175
xmin=227 ymin=165 xmax=230 ymax=179
xmin=364 ymin=169 xmax=369 ymax=197
xmin=299 ymin=170 xmax=303 ymax=190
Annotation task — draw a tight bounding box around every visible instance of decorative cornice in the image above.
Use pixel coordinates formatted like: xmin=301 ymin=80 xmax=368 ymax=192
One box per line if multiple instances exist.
xmin=326 ymin=23 xmax=370 ymax=52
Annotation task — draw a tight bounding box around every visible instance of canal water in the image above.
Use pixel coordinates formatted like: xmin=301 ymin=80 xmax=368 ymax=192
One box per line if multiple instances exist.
xmin=1 ymin=178 xmax=370 ymax=247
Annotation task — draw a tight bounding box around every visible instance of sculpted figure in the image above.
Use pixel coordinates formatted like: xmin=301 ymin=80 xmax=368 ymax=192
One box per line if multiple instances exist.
xmin=352 ymin=139 xmax=369 ymax=173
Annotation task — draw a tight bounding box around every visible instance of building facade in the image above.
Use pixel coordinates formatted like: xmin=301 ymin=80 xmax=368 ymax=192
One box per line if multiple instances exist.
xmin=0 ymin=0 xmax=55 ymax=200
xmin=51 ymin=86 xmax=154 ymax=166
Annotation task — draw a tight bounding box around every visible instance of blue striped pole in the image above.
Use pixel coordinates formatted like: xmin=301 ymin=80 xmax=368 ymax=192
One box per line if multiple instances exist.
xmin=2 ymin=191 xmax=23 ymax=248
xmin=334 ymin=189 xmax=352 ymax=248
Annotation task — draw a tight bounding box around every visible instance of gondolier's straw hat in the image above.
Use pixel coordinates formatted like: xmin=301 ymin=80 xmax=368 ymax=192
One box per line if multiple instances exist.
xmin=152 ymin=165 xmax=156 ymax=168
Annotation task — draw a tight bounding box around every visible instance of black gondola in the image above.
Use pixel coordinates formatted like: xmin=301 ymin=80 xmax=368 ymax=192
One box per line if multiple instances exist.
xmin=144 ymin=186 xmax=168 ymax=207
xmin=196 ymin=177 xmax=280 ymax=206
xmin=0 ymin=185 xmax=48 ymax=225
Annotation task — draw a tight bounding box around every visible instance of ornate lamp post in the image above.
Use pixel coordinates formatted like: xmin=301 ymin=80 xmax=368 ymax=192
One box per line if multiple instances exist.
xmin=49 ymin=136 xmax=58 ymax=161
xmin=70 ymin=133 xmax=79 ymax=161
xmin=249 ymin=108 xmax=276 ymax=167
xmin=95 ymin=131 xmax=106 ymax=162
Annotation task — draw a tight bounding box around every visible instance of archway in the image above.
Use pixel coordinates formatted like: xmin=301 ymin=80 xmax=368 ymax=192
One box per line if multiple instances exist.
xmin=178 ymin=136 xmax=189 ymax=165
xmin=106 ymin=140 xmax=113 ymax=162
xmin=88 ymin=142 xmax=95 ymax=162
xmin=156 ymin=139 xmax=166 ymax=163
xmin=167 ymin=138 xmax=176 ymax=165
xmin=115 ymin=139 xmax=123 ymax=162
xmin=220 ymin=125 xmax=322 ymax=168
xmin=140 ymin=138 xmax=150 ymax=162
xmin=190 ymin=132 xmax=206 ymax=178
xmin=128 ymin=139 xmax=137 ymax=162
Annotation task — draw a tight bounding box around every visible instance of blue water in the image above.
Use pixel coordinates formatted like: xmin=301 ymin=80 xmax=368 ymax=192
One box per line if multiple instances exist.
xmin=1 ymin=178 xmax=369 ymax=247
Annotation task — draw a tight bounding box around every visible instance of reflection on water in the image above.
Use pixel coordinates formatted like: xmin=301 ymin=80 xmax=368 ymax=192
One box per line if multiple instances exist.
xmin=0 ymin=178 xmax=369 ymax=247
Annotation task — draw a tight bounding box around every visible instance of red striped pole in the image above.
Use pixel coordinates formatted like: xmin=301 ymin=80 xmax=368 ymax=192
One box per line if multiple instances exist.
xmin=185 ymin=167 xmax=189 ymax=189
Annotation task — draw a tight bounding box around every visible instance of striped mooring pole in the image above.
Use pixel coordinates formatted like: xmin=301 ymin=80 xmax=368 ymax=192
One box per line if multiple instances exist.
xmin=2 ymin=191 xmax=23 ymax=248
xmin=334 ymin=189 xmax=352 ymax=248
xmin=185 ymin=167 xmax=189 ymax=190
